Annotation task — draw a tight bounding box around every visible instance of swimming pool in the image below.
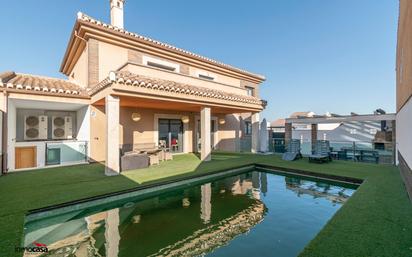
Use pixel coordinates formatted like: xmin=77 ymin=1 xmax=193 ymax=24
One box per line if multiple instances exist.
xmin=22 ymin=170 xmax=357 ymax=257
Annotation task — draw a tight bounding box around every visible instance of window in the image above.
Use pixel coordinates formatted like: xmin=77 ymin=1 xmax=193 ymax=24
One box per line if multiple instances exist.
xmin=147 ymin=61 xmax=176 ymax=72
xmin=245 ymin=121 xmax=252 ymax=135
xmin=143 ymin=56 xmax=180 ymax=72
xmin=350 ymin=129 xmax=357 ymax=135
xmin=245 ymin=86 xmax=254 ymax=96
xmin=196 ymin=70 xmax=215 ymax=81
xmin=198 ymin=74 xmax=215 ymax=81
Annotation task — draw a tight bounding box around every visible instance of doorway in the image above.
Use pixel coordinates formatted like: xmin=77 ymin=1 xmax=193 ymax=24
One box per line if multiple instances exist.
xmin=15 ymin=146 xmax=37 ymax=169
xmin=158 ymin=119 xmax=184 ymax=153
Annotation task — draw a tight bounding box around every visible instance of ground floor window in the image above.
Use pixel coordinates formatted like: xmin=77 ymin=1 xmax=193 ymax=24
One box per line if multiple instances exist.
xmin=245 ymin=121 xmax=252 ymax=135
xmin=158 ymin=119 xmax=183 ymax=153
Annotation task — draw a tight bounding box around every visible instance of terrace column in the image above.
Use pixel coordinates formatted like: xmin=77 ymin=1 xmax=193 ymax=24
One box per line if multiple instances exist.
xmin=285 ymin=122 xmax=292 ymax=148
xmin=311 ymin=123 xmax=318 ymax=153
xmin=105 ymin=95 xmax=120 ymax=175
xmin=251 ymin=112 xmax=260 ymax=153
xmin=105 ymin=208 xmax=120 ymax=257
xmin=201 ymin=107 xmax=211 ymax=161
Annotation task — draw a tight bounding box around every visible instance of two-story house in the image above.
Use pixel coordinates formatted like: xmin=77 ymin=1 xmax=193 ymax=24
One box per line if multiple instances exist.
xmin=0 ymin=0 xmax=266 ymax=175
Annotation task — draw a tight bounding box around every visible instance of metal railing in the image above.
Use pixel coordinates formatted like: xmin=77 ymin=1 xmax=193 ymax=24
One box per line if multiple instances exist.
xmin=269 ymin=138 xmax=394 ymax=164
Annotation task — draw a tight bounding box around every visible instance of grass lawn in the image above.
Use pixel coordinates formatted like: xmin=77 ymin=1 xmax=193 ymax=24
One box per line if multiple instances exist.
xmin=0 ymin=152 xmax=411 ymax=257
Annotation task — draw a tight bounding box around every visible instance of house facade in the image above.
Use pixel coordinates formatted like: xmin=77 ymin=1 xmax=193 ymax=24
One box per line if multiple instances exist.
xmin=0 ymin=0 xmax=266 ymax=174
xmin=396 ymin=0 xmax=412 ymax=197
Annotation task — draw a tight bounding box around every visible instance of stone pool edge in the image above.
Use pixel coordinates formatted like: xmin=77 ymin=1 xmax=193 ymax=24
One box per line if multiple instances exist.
xmin=26 ymin=163 xmax=363 ymax=221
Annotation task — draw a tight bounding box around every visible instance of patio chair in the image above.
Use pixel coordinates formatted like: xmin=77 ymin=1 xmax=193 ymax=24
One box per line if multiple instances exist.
xmin=309 ymin=140 xmax=332 ymax=163
xmin=282 ymin=139 xmax=302 ymax=161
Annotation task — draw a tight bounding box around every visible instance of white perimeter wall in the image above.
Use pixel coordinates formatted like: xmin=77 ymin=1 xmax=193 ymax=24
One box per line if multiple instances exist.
xmin=397 ymin=97 xmax=412 ymax=167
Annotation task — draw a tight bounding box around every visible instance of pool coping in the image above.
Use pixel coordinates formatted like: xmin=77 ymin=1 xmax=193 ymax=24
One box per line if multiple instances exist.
xmin=25 ymin=163 xmax=363 ymax=220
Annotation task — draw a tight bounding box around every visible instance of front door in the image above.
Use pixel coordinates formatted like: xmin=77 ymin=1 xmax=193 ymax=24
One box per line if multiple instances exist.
xmin=158 ymin=119 xmax=184 ymax=153
xmin=15 ymin=146 xmax=37 ymax=169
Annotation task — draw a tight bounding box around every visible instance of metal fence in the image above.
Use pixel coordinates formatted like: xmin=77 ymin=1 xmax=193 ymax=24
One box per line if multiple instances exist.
xmin=269 ymin=139 xmax=394 ymax=164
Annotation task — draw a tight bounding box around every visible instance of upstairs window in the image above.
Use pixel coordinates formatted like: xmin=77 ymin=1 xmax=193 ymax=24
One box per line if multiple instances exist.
xmin=198 ymin=74 xmax=215 ymax=81
xmin=143 ymin=56 xmax=180 ymax=73
xmin=196 ymin=70 xmax=216 ymax=81
xmin=245 ymin=86 xmax=254 ymax=96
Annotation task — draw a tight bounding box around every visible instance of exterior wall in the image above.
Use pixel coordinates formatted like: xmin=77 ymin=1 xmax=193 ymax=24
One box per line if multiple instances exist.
xmin=89 ymin=106 xmax=247 ymax=161
xmin=98 ymin=41 xmax=128 ymax=82
xmin=396 ymin=97 xmax=412 ymax=167
xmin=397 ymin=0 xmax=412 ymax=112
xmin=68 ymin=47 xmax=88 ymax=87
xmin=88 ymin=40 xmax=260 ymax=98
xmin=88 ymin=39 xmax=99 ymax=87
xmin=6 ymin=99 xmax=90 ymax=171
xmin=122 ymin=63 xmax=248 ymax=96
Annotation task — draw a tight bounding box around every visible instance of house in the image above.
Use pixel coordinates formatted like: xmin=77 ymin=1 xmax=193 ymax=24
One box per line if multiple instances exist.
xmin=0 ymin=0 xmax=266 ymax=175
xmin=396 ymin=0 xmax=412 ymax=198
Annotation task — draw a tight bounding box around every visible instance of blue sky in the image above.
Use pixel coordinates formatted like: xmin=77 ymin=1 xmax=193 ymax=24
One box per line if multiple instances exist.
xmin=0 ymin=0 xmax=399 ymax=121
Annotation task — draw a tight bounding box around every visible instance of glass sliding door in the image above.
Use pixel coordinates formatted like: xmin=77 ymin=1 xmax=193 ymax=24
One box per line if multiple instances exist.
xmin=158 ymin=119 xmax=184 ymax=153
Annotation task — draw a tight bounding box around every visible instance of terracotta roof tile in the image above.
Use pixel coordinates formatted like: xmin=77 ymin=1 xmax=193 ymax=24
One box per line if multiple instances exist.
xmin=0 ymin=71 xmax=88 ymax=97
xmin=90 ymin=71 xmax=265 ymax=106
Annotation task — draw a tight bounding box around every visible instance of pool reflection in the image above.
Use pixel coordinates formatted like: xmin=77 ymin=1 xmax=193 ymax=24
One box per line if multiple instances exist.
xmin=23 ymin=171 xmax=355 ymax=257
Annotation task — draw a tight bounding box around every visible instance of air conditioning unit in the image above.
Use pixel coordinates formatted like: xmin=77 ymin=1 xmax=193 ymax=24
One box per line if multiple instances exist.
xmin=52 ymin=116 xmax=73 ymax=140
xmin=24 ymin=115 xmax=47 ymax=140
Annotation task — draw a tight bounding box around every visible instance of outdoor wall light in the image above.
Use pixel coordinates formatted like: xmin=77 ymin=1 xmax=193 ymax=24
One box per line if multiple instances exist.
xmin=181 ymin=115 xmax=190 ymax=124
xmin=131 ymin=113 xmax=141 ymax=122
xmin=218 ymin=118 xmax=226 ymax=125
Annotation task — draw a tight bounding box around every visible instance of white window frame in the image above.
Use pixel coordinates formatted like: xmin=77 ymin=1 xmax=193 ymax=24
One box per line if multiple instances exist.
xmin=143 ymin=56 xmax=180 ymax=73
xmin=245 ymin=86 xmax=254 ymax=96
xmin=196 ymin=70 xmax=216 ymax=81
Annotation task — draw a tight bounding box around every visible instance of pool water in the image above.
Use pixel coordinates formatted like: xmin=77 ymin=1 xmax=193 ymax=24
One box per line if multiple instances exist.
xmin=23 ymin=171 xmax=357 ymax=257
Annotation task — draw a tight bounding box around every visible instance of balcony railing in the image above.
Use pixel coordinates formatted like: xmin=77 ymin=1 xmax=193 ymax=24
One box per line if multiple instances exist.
xmin=45 ymin=141 xmax=88 ymax=166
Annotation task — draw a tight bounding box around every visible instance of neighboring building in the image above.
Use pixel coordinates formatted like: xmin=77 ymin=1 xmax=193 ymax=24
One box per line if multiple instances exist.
xmin=0 ymin=0 xmax=266 ymax=174
xmin=270 ymin=111 xmax=396 ymax=162
xmin=396 ymin=0 xmax=412 ymax=198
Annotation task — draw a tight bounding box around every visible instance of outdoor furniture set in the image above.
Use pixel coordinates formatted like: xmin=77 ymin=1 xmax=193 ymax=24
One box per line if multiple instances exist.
xmin=120 ymin=142 xmax=173 ymax=171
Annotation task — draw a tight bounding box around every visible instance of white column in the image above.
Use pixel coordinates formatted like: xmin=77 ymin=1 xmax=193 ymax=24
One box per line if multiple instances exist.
xmin=200 ymin=183 xmax=212 ymax=224
xmin=105 ymin=95 xmax=120 ymax=175
xmin=105 ymin=208 xmax=120 ymax=257
xmin=251 ymin=112 xmax=260 ymax=153
xmin=201 ymin=107 xmax=211 ymax=161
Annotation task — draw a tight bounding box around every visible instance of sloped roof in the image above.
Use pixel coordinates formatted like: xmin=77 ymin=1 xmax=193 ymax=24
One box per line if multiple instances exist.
xmin=90 ymin=70 xmax=265 ymax=106
xmin=0 ymin=71 xmax=88 ymax=97
xmin=75 ymin=12 xmax=265 ymax=81
xmin=289 ymin=111 xmax=314 ymax=118
xmin=270 ymin=118 xmax=285 ymax=127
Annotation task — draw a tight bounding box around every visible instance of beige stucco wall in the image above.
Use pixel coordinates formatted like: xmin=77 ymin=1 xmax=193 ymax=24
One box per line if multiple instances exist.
xmin=68 ymin=47 xmax=88 ymax=87
xmin=89 ymin=104 xmax=248 ymax=162
xmin=98 ymin=41 xmax=128 ymax=81
xmin=122 ymin=63 xmax=248 ymax=96
xmin=397 ymin=0 xmax=412 ymax=111
xmin=85 ymin=39 xmax=260 ymax=98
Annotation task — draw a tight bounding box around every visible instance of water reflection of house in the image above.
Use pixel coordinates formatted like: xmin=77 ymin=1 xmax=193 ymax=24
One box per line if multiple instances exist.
xmin=24 ymin=173 xmax=268 ymax=257
xmin=285 ymin=177 xmax=352 ymax=204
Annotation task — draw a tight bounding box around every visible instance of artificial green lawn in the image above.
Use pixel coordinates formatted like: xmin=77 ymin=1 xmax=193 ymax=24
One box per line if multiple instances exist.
xmin=0 ymin=152 xmax=411 ymax=257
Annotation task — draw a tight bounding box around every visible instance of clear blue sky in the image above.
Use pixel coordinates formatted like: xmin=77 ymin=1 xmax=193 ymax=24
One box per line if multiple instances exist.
xmin=0 ymin=0 xmax=399 ymax=121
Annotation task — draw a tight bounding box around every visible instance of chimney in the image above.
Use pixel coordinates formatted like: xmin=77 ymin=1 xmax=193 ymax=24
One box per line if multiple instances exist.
xmin=110 ymin=0 xmax=125 ymax=28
